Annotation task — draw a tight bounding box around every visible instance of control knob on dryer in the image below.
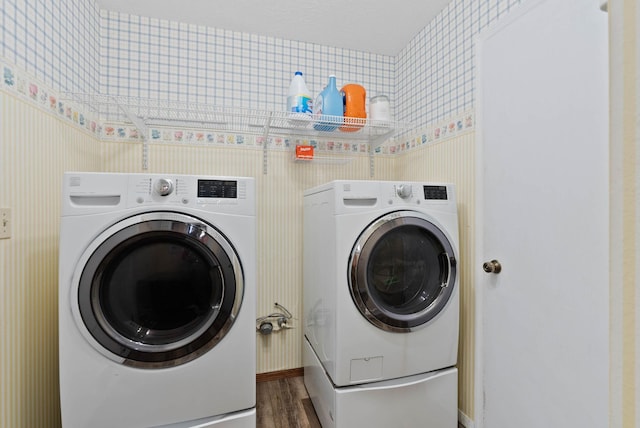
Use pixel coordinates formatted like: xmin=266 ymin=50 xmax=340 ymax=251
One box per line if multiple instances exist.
xmin=154 ymin=178 xmax=174 ymax=196
xmin=396 ymin=184 xmax=412 ymax=199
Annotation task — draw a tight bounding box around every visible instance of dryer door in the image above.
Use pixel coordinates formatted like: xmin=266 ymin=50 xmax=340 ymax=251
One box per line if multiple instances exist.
xmin=349 ymin=211 xmax=457 ymax=332
xmin=73 ymin=212 xmax=243 ymax=368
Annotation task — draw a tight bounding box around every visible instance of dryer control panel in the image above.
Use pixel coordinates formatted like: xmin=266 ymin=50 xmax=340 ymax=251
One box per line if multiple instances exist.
xmin=62 ymin=172 xmax=255 ymax=216
xmin=423 ymin=185 xmax=448 ymax=200
xmin=393 ymin=184 xmax=448 ymax=202
xmin=197 ymin=179 xmax=238 ymax=199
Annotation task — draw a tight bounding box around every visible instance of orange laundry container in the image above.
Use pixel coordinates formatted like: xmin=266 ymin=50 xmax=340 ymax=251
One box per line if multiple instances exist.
xmin=340 ymin=84 xmax=366 ymax=132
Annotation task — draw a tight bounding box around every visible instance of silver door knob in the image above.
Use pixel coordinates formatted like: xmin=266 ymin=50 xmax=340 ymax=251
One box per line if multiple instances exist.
xmin=483 ymin=260 xmax=502 ymax=274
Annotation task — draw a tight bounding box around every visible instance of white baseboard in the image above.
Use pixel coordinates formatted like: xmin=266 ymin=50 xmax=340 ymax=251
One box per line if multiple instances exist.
xmin=458 ymin=409 xmax=475 ymax=428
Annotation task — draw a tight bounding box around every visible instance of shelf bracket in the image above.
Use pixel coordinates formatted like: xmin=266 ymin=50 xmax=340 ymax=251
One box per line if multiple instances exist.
xmin=110 ymin=96 xmax=149 ymax=170
xmin=369 ymin=145 xmax=375 ymax=177
xmin=262 ymin=111 xmax=273 ymax=175
xmin=370 ymin=128 xmax=396 ymax=149
xmin=368 ymin=128 xmax=395 ymax=177
xmin=141 ymin=140 xmax=149 ymax=170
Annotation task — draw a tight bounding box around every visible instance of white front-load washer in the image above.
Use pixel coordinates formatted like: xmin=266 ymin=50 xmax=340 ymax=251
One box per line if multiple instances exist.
xmin=303 ymin=180 xmax=459 ymax=428
xmin=59 ymin=172 xmax=256 ymax=428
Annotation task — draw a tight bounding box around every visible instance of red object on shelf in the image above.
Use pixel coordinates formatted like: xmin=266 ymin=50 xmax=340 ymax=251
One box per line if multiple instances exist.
xmin=295 ymin=145 xmax=314 ymax=160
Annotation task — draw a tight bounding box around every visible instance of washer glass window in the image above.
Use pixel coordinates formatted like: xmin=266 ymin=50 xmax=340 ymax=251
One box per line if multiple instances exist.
xmin=349 ymin=212 xmax=456 ymax=332
xmin=77 ymin=213 xmax=243 ymax=368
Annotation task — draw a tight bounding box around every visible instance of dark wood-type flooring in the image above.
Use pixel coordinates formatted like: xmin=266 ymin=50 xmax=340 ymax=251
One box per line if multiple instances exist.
xmin=257 ymin=375 xmax=321 ymax=428
xmin=256 ymin=375 xmax=465 ymax=428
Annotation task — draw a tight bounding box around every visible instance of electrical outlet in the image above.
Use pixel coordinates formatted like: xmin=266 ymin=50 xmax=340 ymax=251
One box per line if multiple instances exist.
xmin=0 ymin=208 xmax=11 ymax=239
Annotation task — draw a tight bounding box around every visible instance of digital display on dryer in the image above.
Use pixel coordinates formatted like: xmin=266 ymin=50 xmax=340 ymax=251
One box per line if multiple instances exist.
xmin=423 ymin=185 xmax=448 ymax=200
xmin=197 ymin=180 xmax=237 ymax=198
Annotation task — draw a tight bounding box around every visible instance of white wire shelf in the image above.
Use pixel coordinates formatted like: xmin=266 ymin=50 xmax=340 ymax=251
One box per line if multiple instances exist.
xmin=61 ymin=93 xmax=413 ymax=174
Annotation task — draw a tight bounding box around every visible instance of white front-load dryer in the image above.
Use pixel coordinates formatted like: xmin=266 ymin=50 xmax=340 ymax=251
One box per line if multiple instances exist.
xmin=303 ymin=180 xmax=459 ymax=428
xmin=59 ymin=172 xmax=256 ymax=428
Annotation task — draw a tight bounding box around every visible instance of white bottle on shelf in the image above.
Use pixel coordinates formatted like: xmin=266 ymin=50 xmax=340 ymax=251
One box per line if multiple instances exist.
xmin=287 ymin=71 xmax=313 ymax=125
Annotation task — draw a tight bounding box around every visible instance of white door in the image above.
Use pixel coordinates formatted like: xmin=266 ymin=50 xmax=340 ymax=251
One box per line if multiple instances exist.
xmin=475 ymin=1 xmax=608 ymax=427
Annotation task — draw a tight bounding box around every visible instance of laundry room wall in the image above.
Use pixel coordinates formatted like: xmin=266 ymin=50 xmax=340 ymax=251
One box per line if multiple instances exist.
xmin=0 ymin=93 xmax=102 ymax=427
xmin=3 ymin=1 xmax=637 ymax=428
xmin=98 ymin=10 xmax=396 ymax=113
xmin=0 ymin=0 xmax=102 ymax=94
xmin=1 ymin=2 xmax=105 ymax=427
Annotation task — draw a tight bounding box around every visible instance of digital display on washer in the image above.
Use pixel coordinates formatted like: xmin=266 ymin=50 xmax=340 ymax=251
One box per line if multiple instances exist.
xmin=197 ymin=180 xmax=237 ymax=198
xmin=423 ymin=185 xmax=448 ymax=200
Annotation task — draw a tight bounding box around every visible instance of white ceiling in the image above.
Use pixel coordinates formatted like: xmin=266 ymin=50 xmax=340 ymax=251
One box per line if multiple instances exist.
xmin=96 ymin=0 xmax=452 ymax=56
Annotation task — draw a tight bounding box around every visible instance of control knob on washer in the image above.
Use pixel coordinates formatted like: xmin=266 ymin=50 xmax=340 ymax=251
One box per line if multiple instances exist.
xmin=154 ymin=178 xmax=174 ymax=196
xmin=396 ymin=184 xmax=412 ymax=199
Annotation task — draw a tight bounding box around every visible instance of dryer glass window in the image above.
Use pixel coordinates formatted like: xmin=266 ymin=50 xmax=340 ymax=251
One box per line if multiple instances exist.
xmin=368 ymin=225 xmax=444 ymax=314
xmin=100 ymin=239 xmax=222 ymax=346
xmin=349 ymin=213 xmax=457 ymax=332
xmin=77 ymin=215 xmax=244 ymax=368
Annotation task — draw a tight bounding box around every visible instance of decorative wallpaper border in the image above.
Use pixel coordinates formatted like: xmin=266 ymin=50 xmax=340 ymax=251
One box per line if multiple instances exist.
xmin=1 ymin=60 xmax=102 ymax=138
xmin=1 ymin=58 xmax=474 ymax=156
xmin=101 ymin=122 xmax=380 ymax=156
xmin=387 ymin=110 xmax=475 ymax=154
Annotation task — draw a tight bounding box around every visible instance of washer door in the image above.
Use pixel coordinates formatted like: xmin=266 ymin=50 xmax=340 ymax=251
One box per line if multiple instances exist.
xmin=74 ymin=212 xmax=243 ymax=368
xmin=349 ymin=211 xmax=457 ymax=332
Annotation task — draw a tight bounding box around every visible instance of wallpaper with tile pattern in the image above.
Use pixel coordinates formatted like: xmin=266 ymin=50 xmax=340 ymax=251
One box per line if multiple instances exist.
xmin=396 ymin=0 xmax=523 ymax=124
xmin=99 ymin=11 xmax=396 ymax=112
xmin=1 ymin=0 xmax=101 ymax=93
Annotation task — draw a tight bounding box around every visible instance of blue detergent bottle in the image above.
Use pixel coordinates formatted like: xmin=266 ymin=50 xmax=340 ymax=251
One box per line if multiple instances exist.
xmin=313 ymin=75 xmax=343 ymax=131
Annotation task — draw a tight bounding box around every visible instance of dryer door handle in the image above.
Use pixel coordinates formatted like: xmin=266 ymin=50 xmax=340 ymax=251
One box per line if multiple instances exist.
xmin=439 ymin=252 xmax=453 ymax=288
